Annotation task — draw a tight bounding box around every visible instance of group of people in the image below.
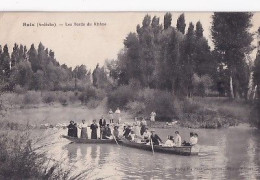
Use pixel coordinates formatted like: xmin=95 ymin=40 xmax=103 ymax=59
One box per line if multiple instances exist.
xmin=67 ymin=108 xmax=122 ymax=140
xmin=67 ymin=110 xmax=198 ymax=147
xmin=122 ymin=118 xmax=198 ymax=147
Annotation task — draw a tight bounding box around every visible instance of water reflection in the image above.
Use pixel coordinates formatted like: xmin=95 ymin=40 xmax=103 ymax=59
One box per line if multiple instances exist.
xmin=46 ymin=125 xmax=260 ymax=179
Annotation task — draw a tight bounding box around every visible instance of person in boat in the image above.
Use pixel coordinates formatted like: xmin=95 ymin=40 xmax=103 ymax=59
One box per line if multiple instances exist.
xmin=140 ymin=118 xmax=147 ymax=136
xmin=174 ymin=131 xmax=182 ymax=147
xmin=73 ymin=122 xmax=78 ymax=138
xmin=79 ymin=119 xmax=88 ymax=139
xmin=142 ymin=128 xmax=151 ymax=142
xmin=114 ymin=107 xmax=121 ymax=124
xmin=150 ymin=130 xmax=162 ymax=145
xmin=163 ymin=135 xmax=175 ymax=147
xmin=108 ymin=109 xmax=114 ymax=123
xmin=113 ymin=125 xmax=120 ymax=139
xmin=102 ymin=124 xmax=112 ymax=139
xmin=130 ymin=130 xmax=137 ymax=141
xmin=132 ymin=122 xmax=141 ymax=137
xmin=99 ymin=116 xmax=106 ymax=139
xmin=90 ymin=119 xmax=98 ymax=139
xmin=193 ymin=133 xmax=198 ymax=145
xmin=123 ymin=125 xmax=132 ymax=139
xmin=134 ymin=117 xmax=141 ymax=126
xmin=67 ymin=121 xmax=74 ymax=137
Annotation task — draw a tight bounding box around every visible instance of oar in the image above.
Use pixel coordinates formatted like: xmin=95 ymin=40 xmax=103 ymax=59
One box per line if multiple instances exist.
xmin=150 ymin=138 xmax=154 ymax=155
xmin=113 ymin=134 xmax=119 ymax=145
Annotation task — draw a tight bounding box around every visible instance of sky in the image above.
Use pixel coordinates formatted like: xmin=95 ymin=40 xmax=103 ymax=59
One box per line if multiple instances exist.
xmin=0 ymin=12 xmax=260 ymax=70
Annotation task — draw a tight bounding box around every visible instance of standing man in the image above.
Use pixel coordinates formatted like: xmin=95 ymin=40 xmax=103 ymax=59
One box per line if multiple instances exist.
xmin=174 ymin=131 xmax=182 ymax=147
xmin=108 ymin=109 xmax=114 ymax=123
xmin=114 ymin=107 xmax=121 ymax=124
xmin=150 ymin=111 xmax=156 ymax=122
xmin=140 ymin=118 xmax=147 ymax=136
xmin=90 ymin=119 xmax=98 ymax=139
xmin=99 ymin=116 xmax=106 ymax=138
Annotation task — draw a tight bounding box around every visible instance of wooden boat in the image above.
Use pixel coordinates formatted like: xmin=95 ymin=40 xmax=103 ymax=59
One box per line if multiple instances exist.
xmin=61 ymin=135 xmax=117 ymax=144
xmin=118 ymin=138 xmax=199 ymax=156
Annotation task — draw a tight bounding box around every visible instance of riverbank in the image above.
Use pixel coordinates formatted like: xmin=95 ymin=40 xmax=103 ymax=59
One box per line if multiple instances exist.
xmin=0 ymin=91 xmax=252 ymax=129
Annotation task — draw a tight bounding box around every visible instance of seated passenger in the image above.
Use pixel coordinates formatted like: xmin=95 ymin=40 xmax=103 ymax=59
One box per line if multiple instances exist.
xmin=164 ymin=135 xmax=175 ymax=147
xmin=123 ymin=125 xmax=132 ymax=139
xmin=130 ymin=130 xmax=136 ymax=141
xmin=142 ymin=128 xmax=151 ymax=142
xmin=102 ymin=124 xmax=112 ymax=139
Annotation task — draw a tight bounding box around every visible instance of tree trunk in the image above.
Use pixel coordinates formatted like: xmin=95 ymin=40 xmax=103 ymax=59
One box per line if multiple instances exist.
xmin=230 ymin=75 xmax=234 ymax=99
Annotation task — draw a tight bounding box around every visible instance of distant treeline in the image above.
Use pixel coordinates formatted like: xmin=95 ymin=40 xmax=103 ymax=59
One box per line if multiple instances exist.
xmin=105 ymin=12 xmax=260 ymax=100
xmin=0 ymin=43 xmax=111 ymax=92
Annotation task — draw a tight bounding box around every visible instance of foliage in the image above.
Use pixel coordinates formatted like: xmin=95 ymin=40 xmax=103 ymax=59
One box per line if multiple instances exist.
xmin=23 ymin=91 xmax=42 ymax=105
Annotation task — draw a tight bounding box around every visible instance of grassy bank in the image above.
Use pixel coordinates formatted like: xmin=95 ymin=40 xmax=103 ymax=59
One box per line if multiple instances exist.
xmin=107 ymin=86 xmax=251 ymax=129
xmin=0 ymin=89 xmax=252 ymax=129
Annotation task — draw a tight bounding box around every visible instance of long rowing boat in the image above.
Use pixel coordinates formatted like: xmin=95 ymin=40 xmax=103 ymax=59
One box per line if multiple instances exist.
xmin=118 ymin=138 xmax=199 ymax=156
xmin=61 ymin=135 xmax=117 ymax=144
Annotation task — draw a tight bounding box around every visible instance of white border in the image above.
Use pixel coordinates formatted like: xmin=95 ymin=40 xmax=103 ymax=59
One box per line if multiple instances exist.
xmin=0 ymin=0 xmax=260 ymax=12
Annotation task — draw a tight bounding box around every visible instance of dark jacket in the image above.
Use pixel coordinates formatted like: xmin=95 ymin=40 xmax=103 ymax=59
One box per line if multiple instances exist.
xmin=151 ymin=134 xmax=162 ymax=145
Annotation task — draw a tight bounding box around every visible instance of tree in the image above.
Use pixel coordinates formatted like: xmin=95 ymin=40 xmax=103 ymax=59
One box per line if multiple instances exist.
xmin=164 ymin=12 xmax=172 ymax=30
xmin=0 ymin=45 xmax=11 ymax=80
xmin=195 ymin=21 xmax=203 ymax=38
xmin=11 ymin=43 xmax=19 ymax=68
xmin=211 ymin=12 xmax=254 ymax=99
xmin=176 ymin=13 xmax=186 ymax=34
xmin=28 ymin=44 xmax=39 ymax=72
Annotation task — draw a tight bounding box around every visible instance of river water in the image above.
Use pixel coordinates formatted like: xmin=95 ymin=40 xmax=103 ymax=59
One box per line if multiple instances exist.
xmin=38 ymin=124 xmax=260 ymax=180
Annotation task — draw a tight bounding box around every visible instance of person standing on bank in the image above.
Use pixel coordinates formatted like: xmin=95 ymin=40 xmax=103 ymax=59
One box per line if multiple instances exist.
xmin=79 ymin=119 xmax=88 ymax=139
xmin=114 ymin=107 xmax=121 ymax=124
xmin=90 ymin=119 xmax=98 ymax=139
xmin=150 ymin=111 xmax=156 ymax=122
xmin=108 ymin=109 xmax=114 ymax=123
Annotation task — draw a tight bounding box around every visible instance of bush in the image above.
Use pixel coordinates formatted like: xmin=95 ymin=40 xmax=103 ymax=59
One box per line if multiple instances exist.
xmin=42 ymin=92 xmax=56 ymax=104
xmin=125 ymin=101 xmax=146 ymax=116
xmin=107 ymin=85 xmax=137 ymax=110
xmin=23 ymin=91 xmax=41 ymax=105
xmin=13 ymin=85 xmax=26 ymax=94
xmin=79 ymin=86 xmax=105 ymax=105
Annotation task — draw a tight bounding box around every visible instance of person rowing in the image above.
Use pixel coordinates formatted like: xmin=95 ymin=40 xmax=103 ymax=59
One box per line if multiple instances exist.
xmin=150 ymin=130 xmax=162 ymax=145
xmin=113 ymin=125 xmax=120 ymax=139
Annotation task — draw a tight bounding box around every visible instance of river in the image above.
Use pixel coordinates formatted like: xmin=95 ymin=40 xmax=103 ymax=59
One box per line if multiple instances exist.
xmin=38 ymin=124 xmax=260 ymax=180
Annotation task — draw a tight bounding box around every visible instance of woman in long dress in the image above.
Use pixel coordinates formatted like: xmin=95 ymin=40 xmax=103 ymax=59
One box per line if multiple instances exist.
xmin=90 ymin=119 xmax=98 ymax=139
xmin=79 ymin=119 xmax=88 ymax=139
xmin=114 ymin=107 xmax=121 ymax=124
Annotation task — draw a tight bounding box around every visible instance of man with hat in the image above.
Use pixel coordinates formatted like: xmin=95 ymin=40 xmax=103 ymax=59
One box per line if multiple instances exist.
xmin=150 ymin=129 xmax=162 ymax=145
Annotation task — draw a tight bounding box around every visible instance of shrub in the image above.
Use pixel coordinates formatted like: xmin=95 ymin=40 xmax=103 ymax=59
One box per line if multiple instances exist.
xmin=13 ymin=85 xmax=26 ymax=94
xmin=23 ymin=91 xmax=41 ymax=105
xmin=42 ymin=92 xmax=56 ymax=104
xmin=107 ymin=85 xmax=137 ymax=110
xmin=79 ymin=86 xmax=105 ymax=105
xmin=125 ymin=101 xmax=146 ymax=116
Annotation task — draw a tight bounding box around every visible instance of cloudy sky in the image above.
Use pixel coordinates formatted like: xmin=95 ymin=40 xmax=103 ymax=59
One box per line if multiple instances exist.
xmin=0 ymin=12 xmax=259 ymax=70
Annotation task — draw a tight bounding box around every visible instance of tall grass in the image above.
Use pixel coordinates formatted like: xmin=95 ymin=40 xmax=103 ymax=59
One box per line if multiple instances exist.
xmin=0 ymin=131 xmax=71 ymax=179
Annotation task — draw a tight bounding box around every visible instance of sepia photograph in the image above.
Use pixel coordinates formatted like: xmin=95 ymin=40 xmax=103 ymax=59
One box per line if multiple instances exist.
xmin=0 ymin=12 xmax=260 ymax=179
